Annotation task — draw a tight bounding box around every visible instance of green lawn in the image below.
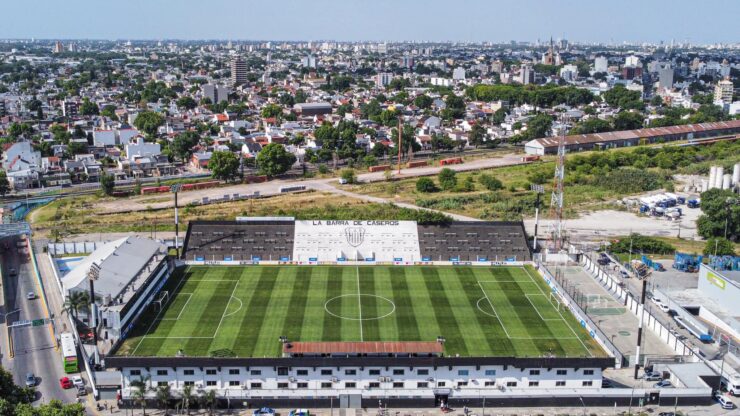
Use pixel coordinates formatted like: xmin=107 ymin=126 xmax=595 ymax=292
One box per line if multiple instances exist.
xmin=116 ymin=265 xmax=604 ymax=359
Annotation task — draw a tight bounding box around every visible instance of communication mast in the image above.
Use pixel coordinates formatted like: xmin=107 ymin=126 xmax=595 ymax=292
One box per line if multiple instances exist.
xmin=549 ymin=114 xmax=568 ymax=251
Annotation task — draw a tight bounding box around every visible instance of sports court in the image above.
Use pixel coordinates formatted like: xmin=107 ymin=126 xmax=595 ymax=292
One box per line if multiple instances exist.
xmin=115 ymin=265 xmax=605 ymax=359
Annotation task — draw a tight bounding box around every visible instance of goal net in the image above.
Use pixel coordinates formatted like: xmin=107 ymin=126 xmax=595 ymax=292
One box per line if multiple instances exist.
xmin=153 ymin=291 xmax=169 ymax=312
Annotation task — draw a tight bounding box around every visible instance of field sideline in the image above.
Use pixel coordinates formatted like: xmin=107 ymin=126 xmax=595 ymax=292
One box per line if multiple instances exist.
xmin=115 ymin=265 xmax=604 ymax=358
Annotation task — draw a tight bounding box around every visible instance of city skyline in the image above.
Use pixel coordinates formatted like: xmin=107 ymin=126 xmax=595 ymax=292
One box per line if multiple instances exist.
xmin=2 ymin=0 xmax=739 ymax=44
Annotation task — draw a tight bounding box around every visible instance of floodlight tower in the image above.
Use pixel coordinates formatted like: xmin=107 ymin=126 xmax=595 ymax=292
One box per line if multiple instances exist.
xmin=549 ymin=114 xmax=568 ymax=252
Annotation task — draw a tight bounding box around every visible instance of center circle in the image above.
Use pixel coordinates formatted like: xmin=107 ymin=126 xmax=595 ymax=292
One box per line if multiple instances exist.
xmin=324 ymin=294 xmax=396 ymax=321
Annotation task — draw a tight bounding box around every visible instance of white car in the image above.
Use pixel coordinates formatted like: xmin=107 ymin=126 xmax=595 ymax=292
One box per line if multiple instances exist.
xmin=26 ymin=292 xmax=35 ymax=300
xmin=715 ymin=392 xmax=735 ymax=409
xmin=658 ymin=303 xmax=670 ymax=313
xmin=72 ymin=376 xmax=84 ymax=388
xmin=650 ymin=297 xmax=662 ymax=306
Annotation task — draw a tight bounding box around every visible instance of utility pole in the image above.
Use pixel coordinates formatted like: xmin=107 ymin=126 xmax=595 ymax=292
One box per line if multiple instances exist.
xmin=171 ymin=184 xmax=182 ymax=258
xmin=530 ymin=184 xmax=544 ymax=251
xmin=397 ymin=117 xmax=403 ymax=175
xmin=549 ymin=114 xmax=568 ymax=252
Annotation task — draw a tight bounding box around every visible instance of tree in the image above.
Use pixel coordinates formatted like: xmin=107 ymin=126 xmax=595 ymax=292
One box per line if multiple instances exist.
xmin=525 ymin=113 xmax=554 ymax=139
xmin=256 ymin=143 xmax=297 ymax=177
xmin=100 ymin=172 xmax=115 ymax=196
xmin=201 ymin=390 xmax=217 ymax=416
xmin=172 ymin=131 xmax=201 ymax=161
xmin=133 ymin=111 xmax=165 ymax=137
xmin=130 ymin=376 xmax=151 ymax=416
xmin=438 ymin=168 xmax=457 ymax=190
xmin=176 ymin=96 xmax=197 ymax=110
xmin=570 ymin=118 xmax=612 ymax=135
xmin=79 ymin=98 xmax=99 ymax=116
xmin=0 ymin=366 xmax=84 ymax=415
xmin=100 ymin=104 xmax=118 ymax=120
xmin=612 ymin=111 xmax=644 ymax=131
xmin=468 ymin=124 xmax=486 ymax=147
xmin=416 ymin=177 xmax=438 ymax=193
xmin=180 ymin=384 xmax=194 ymax=415
xmin=208 ymin=151 xmax=239 ymax=182
xmin=442 ymin=94 xmax=465 ymax=120
xmin=697 ymin=189 xmax=740 ymax=241
xmin=650 ymin=95 xmax=664 ymax=107
xmin=62 ymin=291 xmax=89 ymax=322
xmin=703 ymin=238 xmax=736 ymax=256
xmin=156 ymin=385 xmax=172 ymax=415
xmin=340 ymin=169 xmax=357 ymax=184
xmin=294 ymin=90 xmax=308 ymax=104
xmin=0 ymin=171 xmax=10 ymax=197
xmin=261 ymin=103 xmax=283 ymax=119
xmin=413 ymin=94 xmax=433 ymax=109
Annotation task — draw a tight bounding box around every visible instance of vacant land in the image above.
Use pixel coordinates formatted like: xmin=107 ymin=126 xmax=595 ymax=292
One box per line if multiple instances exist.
xmin=116 ymin=265 xmax=604 ymax=359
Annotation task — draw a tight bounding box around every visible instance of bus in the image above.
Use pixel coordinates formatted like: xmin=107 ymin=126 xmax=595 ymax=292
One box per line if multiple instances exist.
xmin=60 ymin=333 xmax=78 ymax=373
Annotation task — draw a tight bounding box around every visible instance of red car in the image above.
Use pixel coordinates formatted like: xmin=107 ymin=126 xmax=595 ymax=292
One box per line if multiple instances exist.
xmin=59 ymin=377 xmax=73 ymax=389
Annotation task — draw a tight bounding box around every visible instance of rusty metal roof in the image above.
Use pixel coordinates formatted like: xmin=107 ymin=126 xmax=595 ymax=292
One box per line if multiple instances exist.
xmin=283 ymin=341 xmax=444 ymax=355
xmin=534 ymin=120 xmax=740 ymax=148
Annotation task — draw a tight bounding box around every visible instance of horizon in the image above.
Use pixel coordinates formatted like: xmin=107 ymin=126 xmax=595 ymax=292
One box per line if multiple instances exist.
xmin=2 ymin=0 xmax=738 ymax=45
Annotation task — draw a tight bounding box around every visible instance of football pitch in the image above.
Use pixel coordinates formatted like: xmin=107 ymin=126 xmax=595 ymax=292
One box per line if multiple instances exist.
xmin=116 ymin=265 xmax=604 ymax=358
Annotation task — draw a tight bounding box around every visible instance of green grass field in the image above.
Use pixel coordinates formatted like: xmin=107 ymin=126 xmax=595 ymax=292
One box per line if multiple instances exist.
xmin=116 ymin=265 xmax=604 ymax=358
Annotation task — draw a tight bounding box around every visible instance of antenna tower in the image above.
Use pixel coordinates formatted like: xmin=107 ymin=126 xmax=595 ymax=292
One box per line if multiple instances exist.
xmin=549 ymin=114 xmax=568 ymax=251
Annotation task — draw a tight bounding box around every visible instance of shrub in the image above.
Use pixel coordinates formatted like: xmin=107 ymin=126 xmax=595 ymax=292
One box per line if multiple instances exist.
xmin=478 ymin=174 xmax=503 ymax=191
xmin=318 ymin=164 xmax=329 ymax=174
xmin=609 ymin=234 xmax=675 ymax=255
xmin=456 ymin=176 xmax=475 ymax=192
xmin=415 ymin=177 xmax=438 ymax=193
xmin=594 ymin=168 xmax=664 ymax=194
xmin=704 ymin=238 xmax=736 ymax=256
xmin=438 ymin=168 xmax=457 ymax=190
xmin=340 ymin=169 xmax=357 ymax=184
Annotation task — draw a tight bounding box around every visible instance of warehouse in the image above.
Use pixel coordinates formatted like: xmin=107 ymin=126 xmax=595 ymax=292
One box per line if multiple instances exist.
xmin=293 ymin=102 xmax=332 ymax=116
xmin=524 ymin=120 xmax=740 ymax=155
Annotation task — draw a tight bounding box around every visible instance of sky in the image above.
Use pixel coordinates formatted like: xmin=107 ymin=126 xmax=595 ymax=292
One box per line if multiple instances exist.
xmin=2 ymin=0 xmax=738 ymax=44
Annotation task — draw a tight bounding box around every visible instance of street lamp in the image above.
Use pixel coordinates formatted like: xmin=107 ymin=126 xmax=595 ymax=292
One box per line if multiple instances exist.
xmin=634 ymin=270 xmax=651 ymax=379
xmin=1 ymin=308 xmax=21 ymax=323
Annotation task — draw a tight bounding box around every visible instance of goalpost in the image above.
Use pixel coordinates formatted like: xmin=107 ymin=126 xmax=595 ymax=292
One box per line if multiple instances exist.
xmin=549 ymin=292 xmax=562 ymax=311
xmin=153 ymin=291 xmax=169 ymax=312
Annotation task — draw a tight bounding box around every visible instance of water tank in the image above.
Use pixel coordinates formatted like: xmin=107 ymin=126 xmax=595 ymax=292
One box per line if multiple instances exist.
xmin=715 ymin=166 xmax=725 ymax=189
xmin=733 ymin=163 xmax=740 ymax=185
xmin=722 ymin=174 xmax=732 ymax=190
xmin=709 ymin=166 xmax=717 ymax=189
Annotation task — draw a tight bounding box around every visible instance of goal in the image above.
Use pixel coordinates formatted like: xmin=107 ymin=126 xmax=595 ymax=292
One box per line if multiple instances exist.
xmin=153 ymin=291 xmax=169 ymax=312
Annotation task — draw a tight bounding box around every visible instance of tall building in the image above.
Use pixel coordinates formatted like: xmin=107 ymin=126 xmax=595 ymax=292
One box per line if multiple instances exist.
xmin=301 ymin=54 xmax=317 ymax=69
xmin=625 ymin=55 xmax=641 ymax=67
xmin=230 ymin=57 xmax=247 ymax=86
xmin=375 ymin=72 xmax=393 ymax=88
xmin=658 ymin=67 xmax=674 ymax=90
xmin=594 ymin=56 xmax=608 ymax=73
xmin=452 ymin=67 xmax=466 ymax=81
xmin=519 ymin=65 xmax=534 ymax=85
xmin=490 ymin=60 xmax=504 ymax=73
xmin=62 ymin=100 xmax=79 ymax=118
xmin=622 ymin=65 xmax=643 ymax=80
xmin=714 ymin=79 xmax=734 ymax=104
xmin=401 ymin=54 xmax=415 ymax=70
xmin=53 ymin=41 xmax=64 ymax=54
xmin=202 ymin=85 xmax=230 ymax=104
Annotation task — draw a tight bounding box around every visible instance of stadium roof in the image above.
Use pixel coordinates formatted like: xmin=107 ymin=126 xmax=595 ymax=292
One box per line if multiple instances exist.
xmin=283 ymin=341 xmax=444 ymax=355
xmin=62 ymin=237 xmax=165 ymax=299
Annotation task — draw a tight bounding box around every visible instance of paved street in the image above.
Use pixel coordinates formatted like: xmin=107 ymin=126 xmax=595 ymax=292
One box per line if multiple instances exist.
xmin=1 ymin=236 xmax=77 ymax=404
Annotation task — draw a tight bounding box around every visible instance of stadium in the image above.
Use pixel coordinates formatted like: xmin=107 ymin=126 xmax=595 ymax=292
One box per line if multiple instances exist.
xmin=106 ymin=218 xmax=616 ymax=408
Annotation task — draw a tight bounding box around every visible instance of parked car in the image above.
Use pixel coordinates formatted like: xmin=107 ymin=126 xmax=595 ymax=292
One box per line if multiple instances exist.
xmin=25 ymin=373 xmax=36 ymax=387
xmin=338 ymin=178 xmax=348 ymax=185
xmin=650 ymin=297 xmax=662 ymax=306
xmin=72 ymin=376 xmax=84 ymax=388
xmin=253 ymin=408 xmax=276 ymax=416
xmin=658 ymin=303 xmax=670 ymax=313
xmin=645 ymin=372 xmax=663 ymax=381
xmin=59 ymin=377 xmax=73 ymax=389
xmin=620 ymin=270 xmax=630 ymax=278
xmin=654 ymin=380 xmax=672 ymax=388
xmin=76 ymin=385 xmax=87 ymax=396
xmin=26 ymin=292 xmax=35 ymax=300
xmin=714 ymin=392 xmax=735 ymax=409
xmin=8 ymin=268 xmax=17 ymax=276
xmin=289 ymin=410 xmax=310 ymax=416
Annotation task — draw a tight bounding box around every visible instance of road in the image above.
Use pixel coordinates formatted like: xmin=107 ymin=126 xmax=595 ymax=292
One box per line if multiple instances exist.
xmin=0 ymin=236 xmax=76 ymax=404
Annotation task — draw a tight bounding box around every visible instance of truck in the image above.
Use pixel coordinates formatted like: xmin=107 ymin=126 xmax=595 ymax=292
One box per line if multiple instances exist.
xmin=687 ymin=199 xmax=701 ymax=208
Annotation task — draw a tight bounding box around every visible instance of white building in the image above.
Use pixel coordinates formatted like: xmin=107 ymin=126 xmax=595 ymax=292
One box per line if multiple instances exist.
xmin=452 ymin=67 xmax=466 ymax=81
xmin=714 ymin=79 xmax=734 ymax=105
xmin=430 ymin=77 xmax=453 ymax=87
xmin=594 ymin=56 xmax=608 ymax=73
xmin=625 ymin=55 xmax=641 ymax=67
xmin=375 ymin=72 xmax=394 ymax=88
xmin=93 ymin=128 xmax=140 ymax=146
xmin=560 ymin=65 xmax=578 ymax=82
xmin=125 ymin=139 xmax=161 ymax=161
